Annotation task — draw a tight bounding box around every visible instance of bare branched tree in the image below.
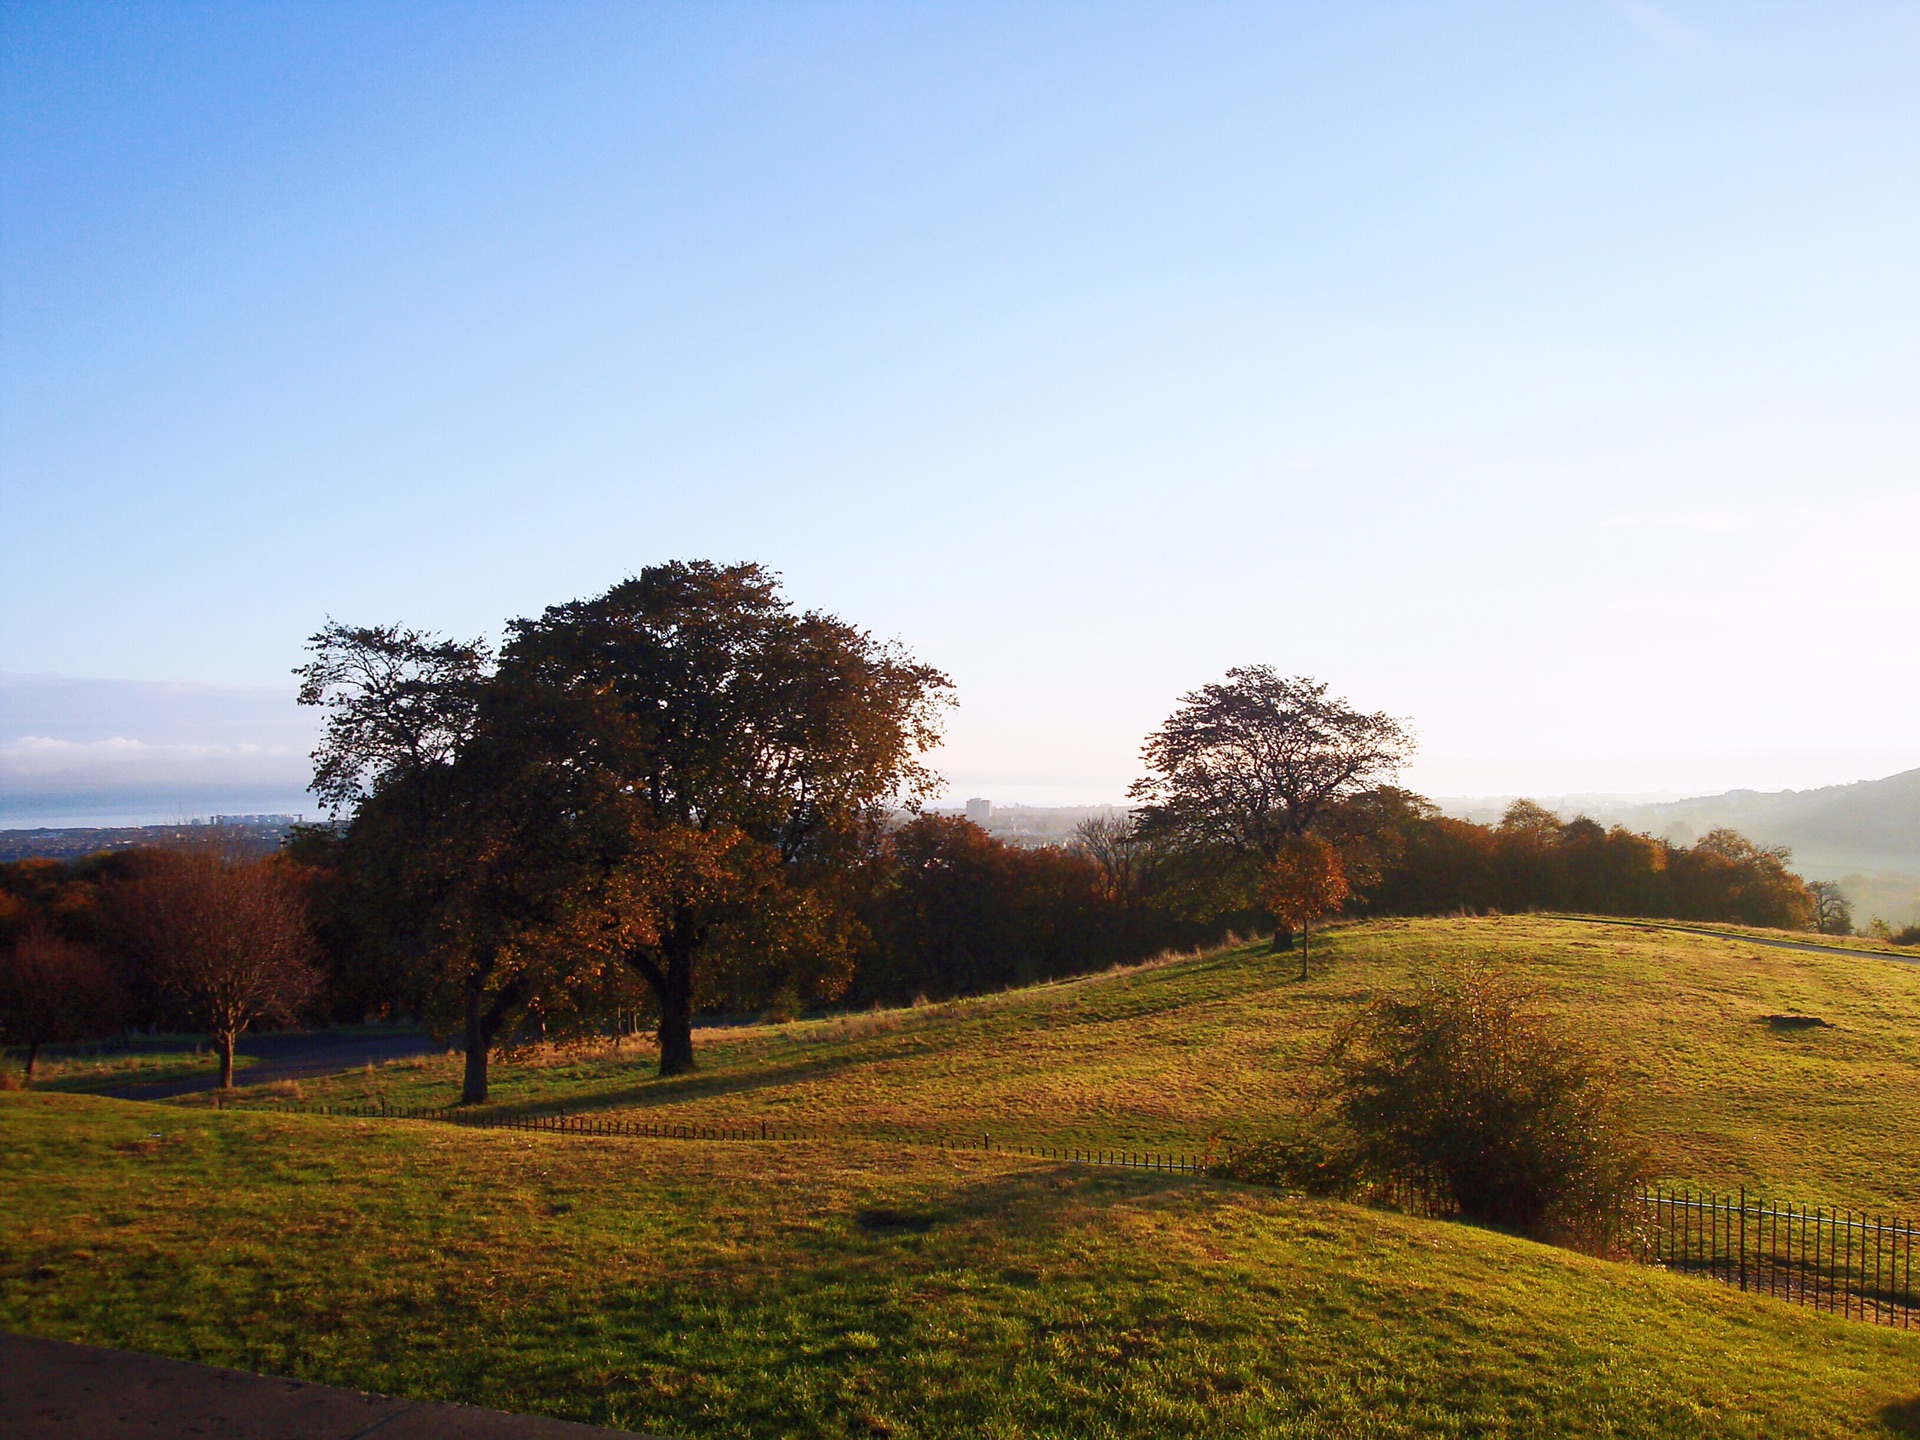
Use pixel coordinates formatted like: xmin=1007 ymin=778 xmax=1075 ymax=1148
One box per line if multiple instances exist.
xmin=1072 ymin=812 xmax=1142 ymax=908
xmin=1807 ymin=880 xmax=1853 ymax=936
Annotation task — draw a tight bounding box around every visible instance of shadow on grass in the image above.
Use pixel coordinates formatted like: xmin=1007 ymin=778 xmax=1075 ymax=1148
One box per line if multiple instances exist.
xmin=1883 ymin=1398 xmax=1920 ymax=1438
xmin=476 ymin=1048 xmax=870 ymax=1123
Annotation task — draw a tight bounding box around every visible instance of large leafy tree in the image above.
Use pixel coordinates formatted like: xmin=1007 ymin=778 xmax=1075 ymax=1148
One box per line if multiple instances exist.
xmin=298 ymin=621 xmax=568 ymax=1102
xmin=500 ymin=561 xmax=952 ymax=1075
xmin=1130 ymin=668 xmax=1414 ymax=945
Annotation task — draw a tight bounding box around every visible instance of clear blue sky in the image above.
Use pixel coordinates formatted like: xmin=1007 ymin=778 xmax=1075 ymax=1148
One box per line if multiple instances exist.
xmin=3 ymin=1 xmax=1917 ymax=821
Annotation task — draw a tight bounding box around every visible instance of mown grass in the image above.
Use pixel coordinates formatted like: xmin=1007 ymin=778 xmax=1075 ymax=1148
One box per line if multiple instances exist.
xmin=261 ymin=917 xmax=1920 ymax=1211
xmin=3 ymin=1091 xmax=1917 ymax=1439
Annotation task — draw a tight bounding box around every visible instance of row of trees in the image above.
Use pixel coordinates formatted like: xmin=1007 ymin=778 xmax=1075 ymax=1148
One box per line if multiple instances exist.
xmin=287 ymin=645 xmax=1409 ymax=1089
xmin=1352 ymin=794 xmax=1816 ymax=928
xmin=0 ymin=840 xmax=318 ymax=1083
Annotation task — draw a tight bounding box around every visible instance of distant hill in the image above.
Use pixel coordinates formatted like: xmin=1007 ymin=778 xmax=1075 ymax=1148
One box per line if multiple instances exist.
xmin=1601 ymin=768 xmax=1920 ymax=879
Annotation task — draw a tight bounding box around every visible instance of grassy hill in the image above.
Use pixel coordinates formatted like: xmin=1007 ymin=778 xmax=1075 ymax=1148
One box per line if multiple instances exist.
xmin=260 ymin=916 xmax=1920 ymax=1212
xmin=3 ymin=1091 xmax=1917 ymax=1439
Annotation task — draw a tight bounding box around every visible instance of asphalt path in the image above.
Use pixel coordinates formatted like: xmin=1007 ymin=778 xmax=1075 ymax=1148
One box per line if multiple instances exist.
xmin=0 ymin=1331 xmax=656 ymax=1438
xmin=1555 ymin=914 xmax=1920 ymax=966
xmin=88 ymin=1028 xmax=443 ymax=1101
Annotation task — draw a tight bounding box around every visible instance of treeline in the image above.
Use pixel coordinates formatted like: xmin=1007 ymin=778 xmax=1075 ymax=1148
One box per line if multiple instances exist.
xmin=2 ymin=790 xmax=1822 ymax=1069
xmin=1351 ymin=794 xmax=1817 ymax=929
xmin=0 ymin=840 xmax=318 ymax=1080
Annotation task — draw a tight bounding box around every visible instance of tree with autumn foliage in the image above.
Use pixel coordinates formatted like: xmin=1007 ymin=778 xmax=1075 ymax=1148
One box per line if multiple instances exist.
xmin=499 ymin=561 xmax=952 ymax=1076
xmin=298 ymin=619 xmax=566 ymax=1103
xmin=1260 ymin=833 xmax=1350 ymax=978
xmin=110 ymin=837 xmax=321 ymax=1088
xmin=1130 ymin=669 xmax=1414 ymax=947
xmin=0 ymin=930 xmax=126 ymax=1079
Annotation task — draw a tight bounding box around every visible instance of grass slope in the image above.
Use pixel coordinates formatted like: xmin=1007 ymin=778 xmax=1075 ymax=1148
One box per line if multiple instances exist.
xmin=3 ymin=1092 xmax=1917 ymax=1439
xmin=264 ymin=917 xmax=1920 ymax=1211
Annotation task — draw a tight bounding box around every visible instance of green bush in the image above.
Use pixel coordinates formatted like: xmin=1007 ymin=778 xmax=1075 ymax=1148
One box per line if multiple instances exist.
xmin=1329 ymin=967 xmax=1647 ymax=1253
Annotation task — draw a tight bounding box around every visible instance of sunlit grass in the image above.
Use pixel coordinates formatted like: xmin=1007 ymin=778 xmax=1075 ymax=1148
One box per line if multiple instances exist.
xmin=265 ymin=916 xmax=1920 ymax=1211
xmin=3 ymin=1091 xmax=1916 ymax=1439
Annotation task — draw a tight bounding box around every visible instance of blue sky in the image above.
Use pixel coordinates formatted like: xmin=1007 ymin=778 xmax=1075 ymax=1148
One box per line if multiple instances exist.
xmin=3 ymin=1 xmax=1918 ymax=822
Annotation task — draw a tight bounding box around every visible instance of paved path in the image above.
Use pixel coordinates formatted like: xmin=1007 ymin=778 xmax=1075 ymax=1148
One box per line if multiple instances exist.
xmin=1556 ymin=915 xmax=1920 ymax=966
xmin=0 ymin=1332 xmax=660 ymax=1438
xmin=94 ymin=1030 xmax=443 ymax=1101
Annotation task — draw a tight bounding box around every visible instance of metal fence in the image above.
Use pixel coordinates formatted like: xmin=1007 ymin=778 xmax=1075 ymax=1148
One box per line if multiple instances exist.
xmin=254 ymin=1101 xmax=1915 ymax=1329
xmin=1642 ymin=1187 xmax=1915 ymax=1328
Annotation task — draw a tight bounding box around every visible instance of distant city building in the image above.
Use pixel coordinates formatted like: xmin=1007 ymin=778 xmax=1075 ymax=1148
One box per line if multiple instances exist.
xmin=965 ymin=798 xmax=992 ymax=825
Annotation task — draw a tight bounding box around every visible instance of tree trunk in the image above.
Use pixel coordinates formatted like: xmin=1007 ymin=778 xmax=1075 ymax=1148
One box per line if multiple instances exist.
xmin=24 ymin=1040 xmax=39 ymax=1080
xmin=217 ymin=1032 xmax=236 ymax=1089
xmin=461 ymin=983 xmax=490 ymax=1104
xmin=1299 ymin=920 xmax=1311 ymax=981
xmin=657 ymin=939 xmax=696 ymax=1078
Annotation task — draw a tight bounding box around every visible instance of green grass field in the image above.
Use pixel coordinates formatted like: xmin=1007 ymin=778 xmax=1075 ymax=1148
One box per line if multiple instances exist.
xmin=253 ymin=916 xmax=1920 ymax=1212
xmin=6 ymin=915 xmax=1918 ymax=1437
xmin=3 ymin=1091 xmax=1917 ymax=1439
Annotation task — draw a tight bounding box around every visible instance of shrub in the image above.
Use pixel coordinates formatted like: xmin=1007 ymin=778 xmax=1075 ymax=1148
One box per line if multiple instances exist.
xmin=1204 ymin=1119 xmax=1357 ymax=1197
xmin=1330 ymin=967 xmax=1646 ymax=1252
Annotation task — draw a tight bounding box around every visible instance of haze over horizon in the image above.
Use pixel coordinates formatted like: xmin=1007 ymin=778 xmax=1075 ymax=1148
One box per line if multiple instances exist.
xmin=5 ymin=3 xmax=1918 ymax=823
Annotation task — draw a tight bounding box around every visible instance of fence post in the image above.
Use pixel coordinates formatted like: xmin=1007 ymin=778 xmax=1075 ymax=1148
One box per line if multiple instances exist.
xmin=1835 ymin=1213 xmax=1850 ymax=1328
xmin=1739 ymin=1188 xmax=1747 ymax=1292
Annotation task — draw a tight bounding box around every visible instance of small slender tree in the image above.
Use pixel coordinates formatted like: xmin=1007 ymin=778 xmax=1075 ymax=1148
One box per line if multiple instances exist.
xmin=112 ymin=839 xmax=321 ymax=1088
xmin=1260 ymin=834 xmax=1350 ymax=979
xmin=0 ymin=930 xmax=125 ymax=1079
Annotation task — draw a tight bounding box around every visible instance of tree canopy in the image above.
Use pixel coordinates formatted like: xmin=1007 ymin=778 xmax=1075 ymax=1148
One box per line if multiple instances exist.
xmin=1129 ymin=668 xmax=1413 ymax=939
xmin=499 ymin=561 xmax=954 ymax=1074
xmin=1130 ymin=669 xmax=1415 ymax=859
